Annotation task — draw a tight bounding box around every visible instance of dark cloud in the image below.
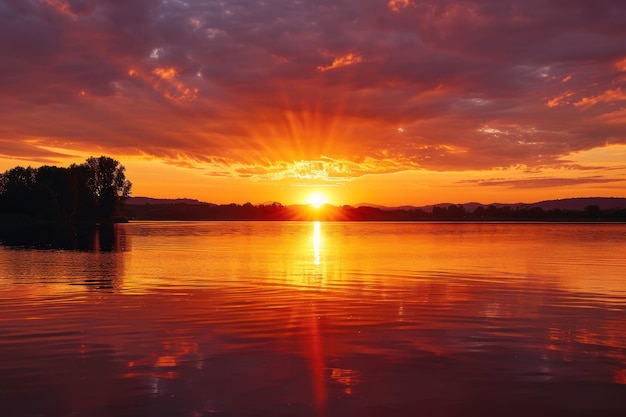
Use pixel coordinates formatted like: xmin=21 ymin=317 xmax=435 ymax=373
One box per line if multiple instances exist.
xmin=1 ymin=0 xmax=625 ymax=179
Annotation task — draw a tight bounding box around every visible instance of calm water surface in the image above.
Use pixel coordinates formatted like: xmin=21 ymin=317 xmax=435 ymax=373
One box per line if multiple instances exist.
xmin=1 ymin=222 xmax=625 ymax=417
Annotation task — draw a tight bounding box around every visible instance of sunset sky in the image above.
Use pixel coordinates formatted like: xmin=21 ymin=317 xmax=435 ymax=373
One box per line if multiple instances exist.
xmin=1 ymin=0 xmax=625 ymax=206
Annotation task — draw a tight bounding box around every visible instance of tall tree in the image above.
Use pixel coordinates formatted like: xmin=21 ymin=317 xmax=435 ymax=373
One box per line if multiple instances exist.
xmin=80 ymin=156 xmax=132 ymax=221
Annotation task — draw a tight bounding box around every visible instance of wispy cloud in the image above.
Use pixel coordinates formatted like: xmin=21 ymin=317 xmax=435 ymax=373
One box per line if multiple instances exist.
xmin=317 ymin=52 xmax=364 ymax=72
xmin=459 ymin=176 xmax=624 ymax=189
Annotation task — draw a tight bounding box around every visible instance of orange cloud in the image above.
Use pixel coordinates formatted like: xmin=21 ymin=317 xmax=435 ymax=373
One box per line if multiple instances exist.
xmin=317 ymin=53 xmax=363 ymax=72
xmin=153 ymin=68 xmax=177 ymax=81
xmin=545 ymin=91 xmax=575 ymax=108
xmin=575 ymin=88 xmax=626 ymax=108
xmin=388 ymin=0 xmax=411 ymax=13
xmin=128 ymin=67 xmax=199 ymax=103
xmin=598 ymin=108 xmax=626 ymax=124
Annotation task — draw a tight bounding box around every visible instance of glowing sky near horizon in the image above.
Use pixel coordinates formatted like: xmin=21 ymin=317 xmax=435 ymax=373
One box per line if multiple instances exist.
xmin=1 ymin=0 xmax=625 ymax=205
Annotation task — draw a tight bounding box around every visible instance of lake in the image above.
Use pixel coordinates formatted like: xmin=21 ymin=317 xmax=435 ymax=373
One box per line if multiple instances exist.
xmin=1 ymin=221 xmax=625 ymax=417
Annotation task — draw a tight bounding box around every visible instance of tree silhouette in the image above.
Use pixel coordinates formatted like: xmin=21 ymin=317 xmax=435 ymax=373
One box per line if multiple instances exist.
xmin=0 ymin=156 xmax=132 ymax=223
xmin=35 ymin=165 xmax=77 ymax=221
xmin=80 ymin=156 xmax=132 ymax=221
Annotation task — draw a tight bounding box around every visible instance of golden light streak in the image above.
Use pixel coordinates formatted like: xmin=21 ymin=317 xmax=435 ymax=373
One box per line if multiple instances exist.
xmin=218 ymin=90 xmax=365 ymax=182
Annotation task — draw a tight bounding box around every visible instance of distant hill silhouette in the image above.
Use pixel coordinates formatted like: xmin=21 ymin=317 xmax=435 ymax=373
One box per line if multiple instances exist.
xmin=356 ymin=197 xmax=626 ymax=212
xmin=129 ymin=196 xmax=626 ymax=212
xmin=125 ymin=197 xmax=626 ymax=222
xmin=528 ymin=197 xmax=626 ymax=211
xmin=127 ymin=196 xmax=211 ymax=206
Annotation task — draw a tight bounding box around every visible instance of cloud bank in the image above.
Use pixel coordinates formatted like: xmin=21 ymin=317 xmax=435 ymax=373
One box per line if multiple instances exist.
xmin=1 ymin=0 xmax=626 ymax=181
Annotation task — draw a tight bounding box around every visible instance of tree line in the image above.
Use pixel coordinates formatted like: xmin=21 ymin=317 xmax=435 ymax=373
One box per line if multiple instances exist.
xmin=0 ymin=156 xmax=132 ymax=224
xmin=125 ymin=201 xmax=626 ymax=222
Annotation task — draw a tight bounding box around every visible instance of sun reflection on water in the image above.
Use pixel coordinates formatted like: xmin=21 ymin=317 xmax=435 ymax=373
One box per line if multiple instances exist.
xmin=313 ymin=221 xmax=322 ymax=266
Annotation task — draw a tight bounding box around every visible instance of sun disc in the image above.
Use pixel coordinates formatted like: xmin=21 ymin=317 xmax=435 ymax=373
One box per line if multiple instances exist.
xmin=307 ymin=192 xmax=328 ymax=208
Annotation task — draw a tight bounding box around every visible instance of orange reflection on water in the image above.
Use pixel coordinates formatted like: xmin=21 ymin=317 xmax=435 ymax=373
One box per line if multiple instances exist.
xmin=307 ymin=222 xmax=327 ymax=416
xmin=3 ymin=222 xmax=626 ymax=417
xmin=313 ymin=221 xmax=322 ymax=266
xmin=330 ymin=368 xmax=360 ymax=395
xmin=306 ymin=308 xmax=327 ymax=417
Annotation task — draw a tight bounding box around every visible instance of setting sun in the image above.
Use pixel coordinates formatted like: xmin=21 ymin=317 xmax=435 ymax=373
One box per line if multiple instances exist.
xmin=307 ymin=192 xmax=328 ymax=208
xmin=2 ymin=2 xmax=626 ymax=417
